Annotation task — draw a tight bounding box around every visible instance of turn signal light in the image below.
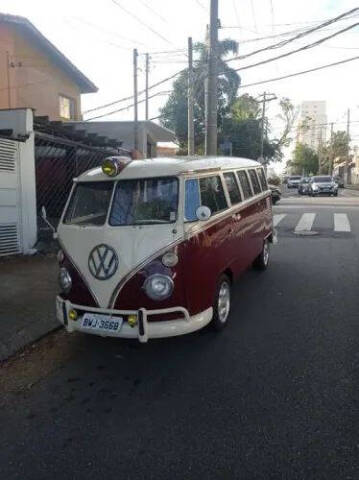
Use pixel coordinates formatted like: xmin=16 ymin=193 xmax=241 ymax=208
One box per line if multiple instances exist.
xmin=68 ymin=309 xmax=78 ymax=321
xmin=127 ymin=314 xmax=138 ymax=328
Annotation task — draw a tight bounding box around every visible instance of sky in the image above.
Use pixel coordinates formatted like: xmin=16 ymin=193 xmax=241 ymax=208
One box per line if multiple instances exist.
xmin=1 ymin=0 xmax=359 ymax=170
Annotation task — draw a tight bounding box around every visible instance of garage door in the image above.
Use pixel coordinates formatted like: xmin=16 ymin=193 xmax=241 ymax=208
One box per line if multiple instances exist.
xmin=0 ymin=138 xmax=21 ymax=256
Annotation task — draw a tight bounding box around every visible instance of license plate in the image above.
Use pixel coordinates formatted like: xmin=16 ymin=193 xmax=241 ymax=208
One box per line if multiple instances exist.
xmin=81 ymin=313 xmax=123 ymax=332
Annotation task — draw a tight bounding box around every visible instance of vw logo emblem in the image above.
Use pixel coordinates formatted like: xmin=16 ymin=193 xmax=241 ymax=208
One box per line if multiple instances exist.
xmin=88 ymin=244 xmax=118 ymax=280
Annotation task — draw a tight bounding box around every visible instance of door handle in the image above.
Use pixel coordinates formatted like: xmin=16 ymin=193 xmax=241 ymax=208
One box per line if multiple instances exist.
xmin=232 ymin=213 xmax=241 ymax=221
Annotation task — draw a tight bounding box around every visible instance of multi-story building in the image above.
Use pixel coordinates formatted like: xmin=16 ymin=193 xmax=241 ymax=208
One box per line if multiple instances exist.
xmin=0 ymin=13 xmax=97 ymax=121
xmin=297 ymin=101 xmax=327 ymax=152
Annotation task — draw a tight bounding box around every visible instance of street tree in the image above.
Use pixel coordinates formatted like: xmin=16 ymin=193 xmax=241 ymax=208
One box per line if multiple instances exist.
xmin=287 ymin=143 xmax=319 ymax=175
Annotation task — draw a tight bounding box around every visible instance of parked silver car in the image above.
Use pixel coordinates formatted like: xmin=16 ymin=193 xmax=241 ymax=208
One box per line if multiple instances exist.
xmin=308 ymin=176 xmax=338 ymax=196
xmin=287 ymin=175 xmax=302 ymax=188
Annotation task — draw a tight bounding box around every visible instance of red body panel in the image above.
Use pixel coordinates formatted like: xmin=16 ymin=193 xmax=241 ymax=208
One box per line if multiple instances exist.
xmin=113 ymin=193 xmax=272 ymax=317
xmin=60 ymin=256 xmax=98 ymax=307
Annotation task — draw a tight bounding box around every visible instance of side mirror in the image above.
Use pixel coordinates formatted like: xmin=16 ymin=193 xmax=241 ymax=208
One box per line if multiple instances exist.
xmin=41 ymin=205 xmax=47 ymax=221
xmin=196 ymin=206 xmax=211 ymax=221
xmin=40 ymin=205 xmax=56 ymax=235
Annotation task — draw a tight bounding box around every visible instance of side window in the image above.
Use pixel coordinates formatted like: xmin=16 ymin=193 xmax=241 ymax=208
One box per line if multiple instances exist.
xmin=248 ymin=169 xmax=262 ymax=195
xmin=237 ymin=170 xmax=253 ymax=200
xmin=224 ymin=172 xmax=242 ymax=204
xmin=257 ymin=168 xmax=268 ymax=191
xmin=185 ymin=178 xmax=200 ymax=221
xmin=199 ymin=176 xmax=228 ymax=214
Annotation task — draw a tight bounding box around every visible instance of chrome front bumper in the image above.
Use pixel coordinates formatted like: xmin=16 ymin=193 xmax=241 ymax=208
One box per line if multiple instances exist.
xmin=56 ymin=296 xmax=213 ymax=343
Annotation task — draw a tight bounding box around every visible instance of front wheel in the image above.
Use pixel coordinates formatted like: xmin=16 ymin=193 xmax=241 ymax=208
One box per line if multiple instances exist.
xmin=212 ymin=274 xmax=231 ymax=331
xmin=253 ymin=239 xmax=270 ymax=271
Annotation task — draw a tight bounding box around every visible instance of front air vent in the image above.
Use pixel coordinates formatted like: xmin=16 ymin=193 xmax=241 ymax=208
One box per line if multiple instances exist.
xmin=0 ymin=139 xmax=17 ymax=172
xmin=0 ymin=224 xmax=20 ymax=256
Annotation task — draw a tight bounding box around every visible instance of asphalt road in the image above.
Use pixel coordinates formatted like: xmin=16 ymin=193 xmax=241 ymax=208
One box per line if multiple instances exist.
xmin=1 ymin=189 xmax=359 ymax=480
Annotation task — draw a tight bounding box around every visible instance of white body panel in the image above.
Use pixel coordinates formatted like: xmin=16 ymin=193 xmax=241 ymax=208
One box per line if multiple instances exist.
xmin=58 ymin=222 xmax=184 ymax=309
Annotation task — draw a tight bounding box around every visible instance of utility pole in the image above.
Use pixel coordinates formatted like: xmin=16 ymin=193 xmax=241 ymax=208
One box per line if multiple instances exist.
xmin=205 ymin=0 xmax=219 ymax=156
xmin=133 ymin=48 xmax=139 ymax=154
xmin=257 ymin=92 xmax=277 ymax=164
xmin=188 ymin=37 xmax=195 ymax=156
xmin=329 ymin=122 xmax=334 ymax=175
xmin=145 ymin=53 xmax=149 ymax=121
xmin=344 ymin=108 xmax=350 ymax=186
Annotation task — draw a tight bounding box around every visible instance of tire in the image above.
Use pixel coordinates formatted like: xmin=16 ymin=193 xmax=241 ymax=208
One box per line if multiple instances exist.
xmin=212 ymin=274 xmax=231 ymax=331
xmin=253 ymin=239 xmax=270 ymax=271
xmin=334 ymin=192 xmax=338 ymax=197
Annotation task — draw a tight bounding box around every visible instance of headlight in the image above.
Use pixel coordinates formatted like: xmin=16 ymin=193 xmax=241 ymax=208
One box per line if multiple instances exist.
xmin=143 ymin=274 xmax=173 ymax=301
xmin=59 ymin=267 xmax=72 ymax=294
xmin=312 ymin=184 xmax=319 ymax=190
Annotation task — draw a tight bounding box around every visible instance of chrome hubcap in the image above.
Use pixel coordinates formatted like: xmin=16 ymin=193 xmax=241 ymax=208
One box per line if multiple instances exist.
xmin=263 ymin=242 xmax=269 ymax=265
xmin=218 ymin=281 xmax=230 ymax=323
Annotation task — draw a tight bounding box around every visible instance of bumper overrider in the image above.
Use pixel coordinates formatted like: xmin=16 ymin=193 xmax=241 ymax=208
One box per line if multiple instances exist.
xmin=56 ymin=296 xmax=213 ymax=343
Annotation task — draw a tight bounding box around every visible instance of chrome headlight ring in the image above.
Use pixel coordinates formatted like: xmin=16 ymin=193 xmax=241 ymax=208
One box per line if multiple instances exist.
xmin=59 ymin=267 xmax=72 ymax=294
xmin=143 ymin=274 xmax=174 ymax=301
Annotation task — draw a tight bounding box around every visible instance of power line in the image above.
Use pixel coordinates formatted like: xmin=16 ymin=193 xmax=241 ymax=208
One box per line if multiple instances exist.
xmin=137 ymin=0 xmax=167 ymax=23
xmin=239 ymin=55 xmax=359 ymax=89
xmin=250 ymin=0 xmax=258 ymax=33
xmin=111 ymin=0 xmax=175 ymax=46
xmin=85 ymin=91 xmax=172 ymax=121
xmin=225 ymin=7 xmax=359 ymax=63
xmin=83 ymin=69 xmax=185 ymax=114
xmin=221 ymin=22 xmax=359 ymax=73
xmin=194 ymin=0 xmax=207 ymax=11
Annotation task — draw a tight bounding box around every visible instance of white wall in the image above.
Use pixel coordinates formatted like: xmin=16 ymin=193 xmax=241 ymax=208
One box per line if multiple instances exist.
xmin=0 ymin=109 xmax=37 ymax=255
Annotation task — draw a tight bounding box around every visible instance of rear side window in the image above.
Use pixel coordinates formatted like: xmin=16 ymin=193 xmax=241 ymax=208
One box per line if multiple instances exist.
xmin=257 ymin=169 xmax=268 ymax=191
xmin=248 ymin=169 xmax=262 ymax=194
xmin=199 ymin=176 xmax=228 ymax=214
xmin=224 ymin=172 xmax=242 ymax=204
xmin=237 ymin=170 xmax=252 ymax=199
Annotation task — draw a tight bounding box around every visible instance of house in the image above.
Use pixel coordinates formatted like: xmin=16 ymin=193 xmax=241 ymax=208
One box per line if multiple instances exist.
xmin=157 ymin=142 xmax=180 ymax=157
xmin=68 ymin=121 xmax=176 ymax=158
xmin=0 ymin=13 xmax=97 ymax=121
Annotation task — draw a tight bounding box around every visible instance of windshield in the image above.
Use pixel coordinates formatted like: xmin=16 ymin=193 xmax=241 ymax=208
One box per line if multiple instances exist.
xmin=109 ymin=177 xmax=178 ymax=226
xmin=64 ymin=182 xmax=113 ymax=226
xmin=313 ymin=176 xmax=332 ymax=183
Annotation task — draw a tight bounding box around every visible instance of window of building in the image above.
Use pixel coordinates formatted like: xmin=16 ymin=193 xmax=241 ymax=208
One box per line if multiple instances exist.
xmin=199 ymin=176 xmax=228 ymax=214
xmin=237 ymin=170 xmax=252 ymax=199
xmin=223 ymin=172 xmax=242 ymax=204
xmin=59 ymin=95 xmax=76 ymax=120
xmin=248 ymin=169 xmax=262 ymax=195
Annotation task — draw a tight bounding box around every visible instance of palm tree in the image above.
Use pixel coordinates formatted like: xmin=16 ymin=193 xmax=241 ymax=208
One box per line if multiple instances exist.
xmin=160 ymin=38 xmax=241 ymax=150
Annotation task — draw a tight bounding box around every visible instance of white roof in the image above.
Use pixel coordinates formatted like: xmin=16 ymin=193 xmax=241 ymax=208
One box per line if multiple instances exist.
xmin=78 ymin=156 xmax=261 ymax=182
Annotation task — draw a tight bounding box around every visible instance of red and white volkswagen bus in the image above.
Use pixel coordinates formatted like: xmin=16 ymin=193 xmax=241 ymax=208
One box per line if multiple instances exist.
xmin=55 ymin=156 xmax=274 ymax=343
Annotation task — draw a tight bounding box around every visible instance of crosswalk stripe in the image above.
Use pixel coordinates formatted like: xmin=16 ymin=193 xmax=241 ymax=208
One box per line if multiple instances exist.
xmin=273 ymin=214 xmax=287 ymax=227
xmin=334 ymin=213 xmax=351 ymax=232
xmin=295 ymin=213 xmax=316 ymax=232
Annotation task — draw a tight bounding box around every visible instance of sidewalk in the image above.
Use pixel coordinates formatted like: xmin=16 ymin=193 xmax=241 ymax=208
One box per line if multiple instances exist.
xmin=0 ymin=255 xmax=59 ymax=361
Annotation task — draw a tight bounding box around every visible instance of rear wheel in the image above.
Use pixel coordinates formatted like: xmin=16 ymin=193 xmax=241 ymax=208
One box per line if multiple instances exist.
xmin=212 ymin=274 xmax=231 ymax=331
xmin=253 ymin=239 xmax=270 ymax=271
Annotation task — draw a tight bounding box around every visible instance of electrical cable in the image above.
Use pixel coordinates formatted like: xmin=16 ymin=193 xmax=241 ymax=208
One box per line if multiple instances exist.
xmin=238 ymin=55 xmax=359 ymax=89
xmin=85 ymin=91 xmax=172 ymax=121
xmin=83 ymin=69 xmax=185 ymax=114
xmin=137 ymin=0 xmax=167 ymax=23
xmin=111 ymin=0 xmax=175 ymax=46
xmin=224 ymin=7 xmax=359 ymax=63
xmin=220 ymin=22 xmax=359 ymax=73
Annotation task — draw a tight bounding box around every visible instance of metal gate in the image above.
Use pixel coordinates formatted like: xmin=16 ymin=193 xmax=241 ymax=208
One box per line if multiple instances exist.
xmin=35 ymin=132 xmax=119 ymax=233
